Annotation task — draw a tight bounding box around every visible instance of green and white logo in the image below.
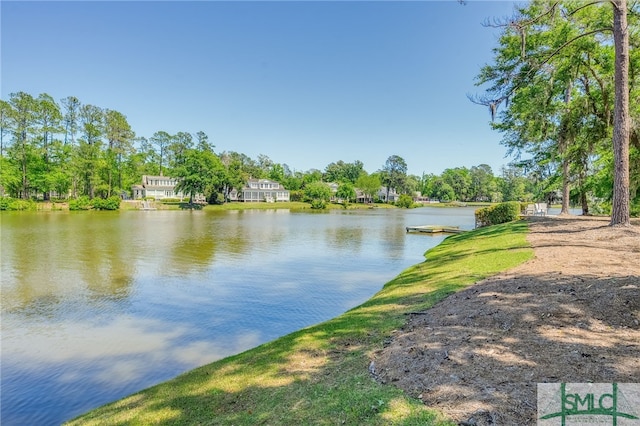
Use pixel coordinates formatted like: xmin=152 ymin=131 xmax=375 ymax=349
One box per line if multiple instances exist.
xmin=538 ymin=383 xmax=640 ymax=425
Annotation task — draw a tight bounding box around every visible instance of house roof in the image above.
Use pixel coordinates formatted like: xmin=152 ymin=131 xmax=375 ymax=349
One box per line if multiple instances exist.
xmin=247 ymin=178 xmax=281 ymax=184
xmin=142 ymin=174 xmax=174 ymax=179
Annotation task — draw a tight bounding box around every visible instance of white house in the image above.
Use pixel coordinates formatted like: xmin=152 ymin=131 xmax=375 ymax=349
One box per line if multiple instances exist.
xmin=327 ymin=182 xmax=341 ymax=202
xmin=355 ymin=186 xmax=399 ymax=203
xmin=378 ymin=186 xmax=399 ymax=203
xmin=229 ymin=178 xmax=290 ymax=202
xmin=131 ymin=175 xmax=204 ymax=202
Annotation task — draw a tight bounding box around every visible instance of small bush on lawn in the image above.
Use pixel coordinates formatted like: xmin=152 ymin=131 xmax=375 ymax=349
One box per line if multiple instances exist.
xmin=92 ymin=196 xmax=121 ymax=210
xmin=310 ymin=199 xmax=326 ymax=209
xmin=395 ymin=194 xmax=414 ymax=208
xmin=475 ymin=201 xmax=521 ymax=227
xmin=289 ymin=190 xmax=304 ymax=202
xmin=69 ymin=196 xmax=93 ymax=211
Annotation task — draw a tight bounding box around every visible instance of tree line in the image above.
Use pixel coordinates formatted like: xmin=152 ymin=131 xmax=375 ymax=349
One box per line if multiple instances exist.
xmin=0 ymin=87 xmax=636 ymax=214
xmin=471 ymin=0 xmax=640 ymax=224
xmin=0 ymin=91 xmax=532 ymax=206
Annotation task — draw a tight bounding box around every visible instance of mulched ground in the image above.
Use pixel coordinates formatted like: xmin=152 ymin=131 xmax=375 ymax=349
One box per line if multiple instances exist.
xmin=372 ymin=216 xmax=640 ymax=425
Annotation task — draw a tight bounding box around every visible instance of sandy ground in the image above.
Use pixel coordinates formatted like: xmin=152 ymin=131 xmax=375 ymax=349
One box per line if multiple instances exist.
xmin=373 ymin=216 xmax=640 ymax=425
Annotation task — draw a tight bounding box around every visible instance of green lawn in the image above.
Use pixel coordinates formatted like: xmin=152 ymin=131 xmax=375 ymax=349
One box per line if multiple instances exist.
xmin=66 ymin=220 xmax=532 ymax=426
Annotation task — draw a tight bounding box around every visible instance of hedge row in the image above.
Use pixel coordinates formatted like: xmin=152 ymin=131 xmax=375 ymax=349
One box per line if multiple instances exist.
xmin=475 ymin=201 xmax=521 ymax=227
xmin=0 ymin=197 xmax=37 ymax=211
xmin=69 ymin=196 xmax=121 ymax=211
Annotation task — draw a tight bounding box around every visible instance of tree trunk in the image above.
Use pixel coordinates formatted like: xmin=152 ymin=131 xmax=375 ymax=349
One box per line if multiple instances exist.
xmin=559 ymin=82 xmax=572 ymax=215
xmin=610 ymin=0 xmax=630 ymax=226
xmin=20 ymin=132 xmax=29 ymax=200
xmin=21 ymin=137 xmax=28 ymax=200
xmin=579 ymin=167 xmax=589 ymax=215
xmin=43 ymin=131 xmax=50 ymax=201
xmin=88 ymin=169 xmax=94 ymax=199
xmin=108 ymin=166 xmax=112 ymax=197
xmin=581 ymin=191 xmax=589 ymax=216
xmin=560 ymin=156 xmax=570 ymax=215
xmin=117 ymin=153 xmax=123 ymax=191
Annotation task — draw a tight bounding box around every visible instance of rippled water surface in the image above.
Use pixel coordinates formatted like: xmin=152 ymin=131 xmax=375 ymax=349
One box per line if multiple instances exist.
xmin=1 ymin=207 xmax=478 ymax=425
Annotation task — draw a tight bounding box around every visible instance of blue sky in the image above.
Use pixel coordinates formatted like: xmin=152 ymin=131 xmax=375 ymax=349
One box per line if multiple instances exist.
xmin=1 ymin=1 xmax=522 ymax=176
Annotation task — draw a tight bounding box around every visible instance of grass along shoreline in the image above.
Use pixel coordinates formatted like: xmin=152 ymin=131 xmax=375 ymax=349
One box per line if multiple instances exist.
xmin=18 ymin=199 xmax=489 ymax=212
xmin=66 ymin=221 xmax=533 ymax=426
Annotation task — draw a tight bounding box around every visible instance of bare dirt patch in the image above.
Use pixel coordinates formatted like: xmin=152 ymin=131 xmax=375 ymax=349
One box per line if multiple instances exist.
xmin=373 ymin=216 xmax=640 ymax=425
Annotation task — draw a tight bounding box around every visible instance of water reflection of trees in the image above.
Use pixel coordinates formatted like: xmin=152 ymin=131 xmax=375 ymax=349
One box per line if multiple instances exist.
xmin=1 ymin=209 xmax=458 ymax=315
xmin=218 ymin=210 xmax=286 ymax=258
xmin=378 ymin=214 xmax=409 ymax=260
xmin=167 ymin=210 xmax=287 ymax=272
xmin=1 ymin=212 xmax=136 ymax=314
xmin=3 ymin=211 xmax=288 ymax=314
xmin=80 ymin=214 xmax=136 ymax=300
xmin=324 ymin=227 xmax=364 ymax=253
xmin=168 ymin=214 xmax=219 ymax=274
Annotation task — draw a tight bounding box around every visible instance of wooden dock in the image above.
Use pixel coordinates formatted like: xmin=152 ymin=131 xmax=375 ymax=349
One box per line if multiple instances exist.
xmin=406 ymin=225 xmax=464 ymax=234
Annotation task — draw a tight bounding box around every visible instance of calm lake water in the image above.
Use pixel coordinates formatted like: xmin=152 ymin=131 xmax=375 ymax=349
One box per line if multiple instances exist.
xmin=1 ymin=207 xmax=478 ymax=425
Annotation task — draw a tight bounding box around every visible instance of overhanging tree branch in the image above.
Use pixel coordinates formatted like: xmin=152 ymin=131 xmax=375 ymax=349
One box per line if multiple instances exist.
xmin=471 ymin=27 xmax=612 ymax=121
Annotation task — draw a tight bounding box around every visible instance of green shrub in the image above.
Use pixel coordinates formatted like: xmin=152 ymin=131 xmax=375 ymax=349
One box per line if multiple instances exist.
xmin=91 ymin=198 xmax=105 ymax=210
xmin=590 ymin=201 xmax=611 ymax=216
xmin=0 ymin=197 xmax=37 ymax=211
xmin=110 ymin=196 xmax=122 ymax=209
xmin=69 ymin=196 xmax=93 ymax=211
xmin=0 ymin=197 xmax=10 ymax=211
xmin=210 ymin=193 xmax=225 ymax=205
xmin=160 ymin=198 xmax=182 ymax=204
xmin=92 ymin=196 xmax=121 ymax=210
xmin=15 ymin=199 xmax=37 ymax=210
xmin=68 ymin=196 xmax=120 ymax=211
xmin=289 ymin=190 xmax=304 ymax=202
xmin=310 ymin=199 xmax=326 ymax=209
xmin=395 ymin=194 xmax=414 ymax=208
xmin=475 ymin=201 xmax=521 ymax=228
